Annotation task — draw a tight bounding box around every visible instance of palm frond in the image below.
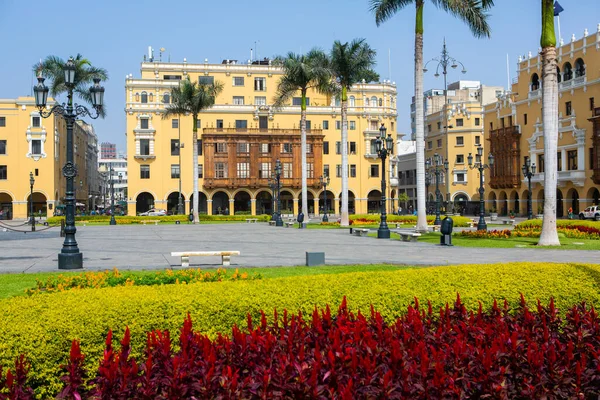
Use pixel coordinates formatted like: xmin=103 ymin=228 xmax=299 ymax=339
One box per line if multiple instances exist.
xmin=433 ymin=0 xmax=492 ymax=38
xmin=330 ymin=39 xmax=378 ymax=89
xmin=370 ymin=0 xmax=415 ymax=26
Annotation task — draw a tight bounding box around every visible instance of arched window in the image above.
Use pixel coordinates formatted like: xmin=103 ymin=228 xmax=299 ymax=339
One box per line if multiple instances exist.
xmin=349 ymin=96 xmax=355 ymax=107
xmin=135 ymin=93 xmax=140 ymax=102
xmin=163 ymin=93 xmax=170 ymax=104
xmin=556 ymin=66 xmax=561 ymax=83
xmin=531 ymin=73 xmax=540 ymax=91
xmin=379 ymin=98 xmax=383 ymax=107
xmin=563 ymin=62 xmax=573 ymax=81
xmin=574 ymin=58 xmax=585 ymax=77
xmin=365 ymin=97 xmax=370 ymax=107
xmin=141 ymin=91 xmax=148 ymax=103
xmin=335 ymin=96 xmax=340 ymax=107
xmin=371 ymin=96 xmax=377 ymax=106
xmin=390 ymin=97 xmax=395 ymax=107
xmin=148 ymin=93 xmax=154 ymax=102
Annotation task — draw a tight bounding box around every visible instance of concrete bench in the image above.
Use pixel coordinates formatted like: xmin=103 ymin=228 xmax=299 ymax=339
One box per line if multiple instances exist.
xmin=502 ymin=219 xmax=516 ymax=225
xmin=284 ymin=221 xmax=295 ymax=228
xmin=268 ymin=220 xmax=276 ymax=226
xmin=245 ymin=218 xmax=258 ymax=223
xmin=142 ymin=220 xmax=160 ymax=225
xmin=352 ymin=228 xmax=370 ymax=237
xmin=399 ymin=232 xmax=421 ymax=242
xmin=171 ymin=251 xmax=241 ymax=268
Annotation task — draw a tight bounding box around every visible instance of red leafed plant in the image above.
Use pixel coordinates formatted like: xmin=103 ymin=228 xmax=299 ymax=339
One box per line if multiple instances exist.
xmin=0 ymin=354 xmax=34 ymax=400
xmin=35 ymin=296 xmax=600 ymax=397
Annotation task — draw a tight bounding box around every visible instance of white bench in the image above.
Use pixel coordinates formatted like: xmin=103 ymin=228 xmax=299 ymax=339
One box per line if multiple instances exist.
xmin=284 ymin=221 xmax=295 ymax=228
xmin=268 ymin=220 xmax=276 ymax=226
xmin=502 ymin=219 xmax=516 ymax=225
xmin=399 ymin=232 xmax=421 ymax=242
xmin=246 ymin=218 xmax=258 ymax=223
xmin=171 ymin=251 xmax=241 ymax=268
xmin=352 ymin=228 xmax=370 ymax=237
xmin=142 ymin=220 xmax=160 ymax=226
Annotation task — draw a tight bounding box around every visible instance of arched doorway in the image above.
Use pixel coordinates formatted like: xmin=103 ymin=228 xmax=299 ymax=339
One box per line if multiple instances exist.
xmin=389 ymin=189 xmax=397 ymax=214
xmin=367 ymin=190 xmax=381 ymax=214
xmin=510 ymin=190 xmax=519 ymax=217
xmin=587 ymin=187 xmax=600 ymax=206
xmin=255 ymin=191 xmax=273 ymax=215
xmin=499 ymin=191 xmax=508 ymax=216
xmin=233 ymin=191 xmax=251 ymax=214
xmin=566 ymin=188 xmax=579 ymax=214
xmin=453 ymin=193 xmax=469 ymax=215
xmin=488 ymin=192 xmax=497 ymax=214
xmin=166 ymin=192 xmax=185 ymax=215
xmin=298 ymin=192 xmax=315 ymax=215
xmin=212 ymin=191 xmax=229 ymax=215
xmin=0 ymin=193 xmax=13 ymax=220
xmin=338 ymin=191 xmax=356 ymax=215
xmin=521 ymin=189 xmax=530 ymax=216
xmin=536 ymin=190 xmax=545 ymax=215
xmin=318 ymin=190 xmax=334 ymax=215
xmin=27 ymin=192 xmax=47 ymax=216
xmin=556 ymin=189 xmax=564 ymax=218
xmin=136 ymin=192 xmax=154 ymax=214
xmin=189 ymin=192 xmax=208 ymax=214
xmin=279 ymin=190 xmax=293 ymax=214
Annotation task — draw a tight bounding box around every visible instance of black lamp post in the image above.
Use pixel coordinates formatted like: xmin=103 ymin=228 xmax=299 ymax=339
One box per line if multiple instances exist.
xmin=425 ymin=172 xmax=431 ymax=212
xmin=426 ymin=154 xmax=444 ymax=226
xmin=522 ymin=156 xmax=536 ymax=220
xmin=34 ymin=57 xmax=105 ymax=270
xmin=376 ymin=123 xmax=394 ymax=239
xmin=274 ymin=160 xmax=283 ymax=227
xmin=468 ymin=145 xmax=494 ymax=231
xmin=109 ymin=164 xmax=116 ymax=225
xmin=29 ymin=172 xmax=35 ymax=232
xmin=319 ymin=174 xmax=330 ymax=222
xmin=118 ymin=173 xmax=123 ymax=215
xmin=268 ymin=174 xmax=277 ymax=221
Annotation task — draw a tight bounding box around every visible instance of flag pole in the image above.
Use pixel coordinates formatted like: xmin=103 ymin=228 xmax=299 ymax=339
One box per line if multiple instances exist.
xmin=557 ymin=14 xmax=562 ymax=43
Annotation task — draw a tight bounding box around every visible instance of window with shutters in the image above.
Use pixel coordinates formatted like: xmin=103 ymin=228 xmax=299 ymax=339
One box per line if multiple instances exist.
xmin=237 ymin=162 xmax=250 ymax=178
xmin=259 ymin=162 xmax=271 ymax=178
xmin=215 ymin=162 xmax=227 ymax=178
xmin=283 ymin=163 xmax=293 ymax=178
xmin=233 ymin=77 xmax=244 ymax=86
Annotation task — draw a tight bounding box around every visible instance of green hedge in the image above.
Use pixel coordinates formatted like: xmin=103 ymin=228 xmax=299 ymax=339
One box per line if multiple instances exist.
xmin=350 ymin=214 xmax=472 ymax=227
xmin=46 ymin=214 xmax=271 ymax=225
xmin=1 ymin=262 xmax=600 ymax=397
xmin=516 ymin=219 xmax=600 ymax=229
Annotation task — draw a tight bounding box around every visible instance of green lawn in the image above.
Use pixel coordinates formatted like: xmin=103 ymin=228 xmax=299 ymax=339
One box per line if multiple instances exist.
xmin=417 ymin=232 xmax=600 ymax=250
xmin=0 ymin=264 xmax=412 ymax=301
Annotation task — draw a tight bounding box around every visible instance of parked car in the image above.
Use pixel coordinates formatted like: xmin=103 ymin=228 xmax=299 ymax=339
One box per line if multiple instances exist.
xmin=139 ymin=208 xmax=167 ymax=216
xmin=579 ymin=206 xmax=600 ymax=221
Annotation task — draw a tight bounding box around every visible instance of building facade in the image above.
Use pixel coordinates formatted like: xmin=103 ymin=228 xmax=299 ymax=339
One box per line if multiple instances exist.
xmin=125 ymin=57 xmax=398 ymax=216
xmin=0 ymin=97 xmax=90 ymax=219
xmin=98 ymin=157 xmax=128 ymax=210
xmin=484 ymin=26 xmax=600 ymax=217
xmin=390 ymin=138 xmax=417 ymax=212
xmin=100 ymin=142 xmax=116 ymax=159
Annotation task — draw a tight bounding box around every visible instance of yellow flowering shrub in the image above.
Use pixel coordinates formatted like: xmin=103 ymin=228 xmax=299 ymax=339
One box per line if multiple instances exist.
xmin=1 ymin=262 xmax=600 ymax=398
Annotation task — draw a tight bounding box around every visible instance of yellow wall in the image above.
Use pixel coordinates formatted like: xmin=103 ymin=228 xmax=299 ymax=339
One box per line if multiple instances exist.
xmin=484 ymin=28 xmax=600 ymax=216
xmin=126 ymin=61 xmax=398 ymax=216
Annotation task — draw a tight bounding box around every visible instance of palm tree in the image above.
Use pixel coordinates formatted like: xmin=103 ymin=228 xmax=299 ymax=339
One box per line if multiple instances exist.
xmin=164 ymin=78 xmax=223 ymax=223
xmin=538 ymin=0 xmax=560 ymax=245
xmin=330 ymin=39 xmax=378 ymax=226
xmin=35 ymin=54 xmax=108 ymax=114
xmin=273 ymin=49 xmax=333 ymax=220
xmin=371 ymin=0 xmax=493 ymax=232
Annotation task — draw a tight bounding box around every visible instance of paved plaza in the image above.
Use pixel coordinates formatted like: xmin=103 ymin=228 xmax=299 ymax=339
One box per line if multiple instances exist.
xmin=1 ymin=222 xmax=599 ymax=273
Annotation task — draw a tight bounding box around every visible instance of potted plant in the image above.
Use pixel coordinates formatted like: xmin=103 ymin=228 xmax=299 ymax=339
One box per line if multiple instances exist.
xmin=509 ymin=210 xmax=516 ymax=220
xmin=536 ymin=205 xmax=544 ymax=219
xmin=489 ymin=208 xmax=498 ymax=221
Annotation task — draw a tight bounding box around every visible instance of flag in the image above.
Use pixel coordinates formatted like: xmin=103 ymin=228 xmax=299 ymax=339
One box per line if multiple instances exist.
xmin=553 ymin=1 xmax=564 ymax=16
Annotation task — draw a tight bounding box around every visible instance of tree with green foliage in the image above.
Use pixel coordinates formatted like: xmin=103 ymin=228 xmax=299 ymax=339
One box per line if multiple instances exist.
xmin=371 ymin=0 xmax=493 ymax=232
xmin=330 ymin=39 xmax=378 ymax=226
xmin=273 ymin=50 xmax=333 ymax=218
xmin=538 ymin=0 xmax=560 ymax=246
xmin=164 ymin=78 xmax=223 ymax=223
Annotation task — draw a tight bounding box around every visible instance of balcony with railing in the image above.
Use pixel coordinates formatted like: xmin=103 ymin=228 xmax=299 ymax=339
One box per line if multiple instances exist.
xmin=489 ymin=125 xmax=521 ymax=189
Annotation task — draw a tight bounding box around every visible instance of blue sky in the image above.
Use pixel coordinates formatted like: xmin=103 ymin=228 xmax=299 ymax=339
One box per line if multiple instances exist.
xmin=0 ymin=0 xmax=598 ymax=152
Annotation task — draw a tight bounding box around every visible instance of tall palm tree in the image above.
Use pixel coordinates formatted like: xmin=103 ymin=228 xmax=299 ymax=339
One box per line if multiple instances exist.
xmin=538 ymin=0 xmax=560 ymax=245
xmin=330 ymin=39 xmax=378 ymax=226
xmin=273 ymin=49 xmax=333 ymax=220
xmin=371 ymin=0 xmax=493 ymax=232
xmin=164 ymin=78 xmax=223 ymax=224
xmin=35 ymin=54 xmax=108 ymax=115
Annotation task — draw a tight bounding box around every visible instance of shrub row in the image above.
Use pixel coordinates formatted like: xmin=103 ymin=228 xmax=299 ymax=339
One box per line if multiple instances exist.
xmin=349 ymin=214 xmax=472 ymax=227
xmin=1 ymin=263 xmax=600 ymax=397
xmin=26 ymin=268 xmax=261 ymax=295
xmin=46 ymin=214 xmax=271 ymax=225
xmin=3 ymin=297 xmax=600 ymax=398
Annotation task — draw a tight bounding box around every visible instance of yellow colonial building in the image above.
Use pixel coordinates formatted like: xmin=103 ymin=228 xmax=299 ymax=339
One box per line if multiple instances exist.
xmin=0 ymin=97 xmax=90 ymax=219
xmin=484 ymin=26 xmax=600 ymax=217
xmin=125 ymin=57 xmax=398 ymax=216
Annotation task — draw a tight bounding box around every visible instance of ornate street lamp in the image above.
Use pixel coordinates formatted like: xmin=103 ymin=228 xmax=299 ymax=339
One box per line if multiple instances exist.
xmin=468 ymin=145 xmax=494 ymax=231
xmin=268 ymin=173 xmax=277 ymax=221
xmin=319 ymin=174 xmax=330 ymax=222
xmin=176 ymin=141 xmax=184 ymax=215
xmin=426 ymin=154 xmax=444 ymax=226
xmin=34 ymin=58 xmax=105 ymax=269
xmin=425 ymin=172 xmax=431 ymax=213
xmin=274 ymin=160 xmax=283 ymax=227
xmin=29 ymin=172 xmax=35 ymax=232
xmin=522 ymin=156 xmax=536 ymax=220
xmin=376 ymin=123 xmax=394 ymax=239
xmin=109 ymin=164 xmax=116 ymax=225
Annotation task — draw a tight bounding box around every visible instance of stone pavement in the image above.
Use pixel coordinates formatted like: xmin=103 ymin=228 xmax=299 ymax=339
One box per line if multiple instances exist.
xmin=0 ymin=223 xmax=599 ymax=273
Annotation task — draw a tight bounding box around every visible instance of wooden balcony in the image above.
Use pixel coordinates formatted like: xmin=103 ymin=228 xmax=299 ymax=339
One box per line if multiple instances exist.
xmin=203 ymin=177 xmax=322 ymax=190
xmin=589 ymin=107 xmax=600 ymax=184
xmin=489 ymin=125 xmax=521 ymax=189
xmin=203 ymin=128 xmax=323 ymax=135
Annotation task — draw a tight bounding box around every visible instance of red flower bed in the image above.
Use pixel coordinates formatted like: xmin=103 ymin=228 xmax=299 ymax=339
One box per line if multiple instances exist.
xmin=3 ymin=296 xmax=600 ymax=398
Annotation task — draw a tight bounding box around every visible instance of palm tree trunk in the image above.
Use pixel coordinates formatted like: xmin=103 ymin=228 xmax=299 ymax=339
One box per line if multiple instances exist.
xmin=340 ymin=87 xmax=349 ymax=226
xmin=300 ymin=94 xmax=308 ymax=220
xmin=538 ymin=0 xmax=559 ymax=245
xmin=414 ymin=1 xmax=428 ymax=232
xmin=192 ymin=117 xmax=200 ymax=224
